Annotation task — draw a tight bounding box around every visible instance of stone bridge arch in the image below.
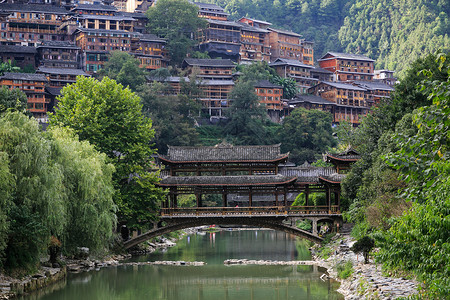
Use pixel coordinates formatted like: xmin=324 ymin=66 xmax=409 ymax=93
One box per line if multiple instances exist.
xmin=123 ymin=216 xmax=324 ymax=250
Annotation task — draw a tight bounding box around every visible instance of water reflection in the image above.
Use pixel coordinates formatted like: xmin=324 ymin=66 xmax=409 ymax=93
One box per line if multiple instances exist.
xmin=20 ymin=230 xmax=343 ymax=300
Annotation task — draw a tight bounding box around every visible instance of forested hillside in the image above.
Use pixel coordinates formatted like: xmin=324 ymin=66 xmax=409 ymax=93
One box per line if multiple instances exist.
xmin=204 ymin=0 xmax=450 ymax=77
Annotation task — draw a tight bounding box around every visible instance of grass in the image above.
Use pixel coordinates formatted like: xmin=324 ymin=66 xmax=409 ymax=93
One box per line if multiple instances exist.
xmin=336 ymin=260 xmax=354 ymax=279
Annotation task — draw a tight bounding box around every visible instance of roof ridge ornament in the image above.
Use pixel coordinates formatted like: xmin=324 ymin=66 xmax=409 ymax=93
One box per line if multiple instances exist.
xmin=215 ymin=141 xmax=233 ymax=148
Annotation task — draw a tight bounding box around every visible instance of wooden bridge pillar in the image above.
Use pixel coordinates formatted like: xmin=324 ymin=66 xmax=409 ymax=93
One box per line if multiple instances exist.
xmin=249 ymin=187 xmax=253 ymax=207
xmin=305 ymin=185 xmax=309 ymax=207
xmin=196 ymin=193 xmax=202 ymax=207
xmin=222 ymin=188 xmax=227 ymax=207
xmin=312 ymin=219 xmax=318 ymax=236
xmin=326 ymin=187 xmax=331 ymax=213
xmin=275 ymin=188 xmax=279 ymax=206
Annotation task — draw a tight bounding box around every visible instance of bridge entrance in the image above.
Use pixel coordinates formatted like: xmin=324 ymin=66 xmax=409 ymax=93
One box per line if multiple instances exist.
xmin=123 ymin=144 xmax=359 ymax=250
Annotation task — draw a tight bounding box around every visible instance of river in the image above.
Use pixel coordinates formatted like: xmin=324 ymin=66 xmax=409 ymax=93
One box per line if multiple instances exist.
xmin=20 ymin=229 xmax=343 ymax=300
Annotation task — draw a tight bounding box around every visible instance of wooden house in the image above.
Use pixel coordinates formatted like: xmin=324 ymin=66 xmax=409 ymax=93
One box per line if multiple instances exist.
xmin=36 ymin=41 xmax=80 ymax=69
xmin=0 ymin=72 xmax=49 ymax=121
xmin=318 ymin=52 xmax=374 ymax=82
xmin=308 ymin=81 xmax=370 ymax=125
xmin=181 ymin=58 xmax=235 ymax=81
xmin=131 ymin=33 xmax=168 ymax=70
xmin=0 ymin=45 xmax=36 ymax=69
xmin=74 ymin=28 xmax=135 ymax=73
xmin=36 ymin=66 xmax=89 ymax=88
xmin=0 ymin=3 xmax=69 ymax=46
xmin=268 ymin=28 xmax=303 ymax=62
xmin=194 ymin=2 xmax=229 ymax=21
xmin=269 ymin=58 xmax=315 ymax=94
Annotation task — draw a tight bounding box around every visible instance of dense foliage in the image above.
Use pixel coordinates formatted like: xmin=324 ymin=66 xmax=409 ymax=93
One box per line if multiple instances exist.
xmin=0 ymin=112 xmax=116 ymax=272
xmin=339 ymin=0 xmax=450 ymax=77
xmin=98 ymin=51 xmax=146 ymax=91
xmin=0 ymin=86 xmax=28 ymax=114
xmin=280 ymin=107 xmax=335 ymax=164
xmin=204 ymin=0 xmax=449 ymax=76
xmin=146 ymin=0 xmax=207 ymax=66
xmin=376 ymin=54 xmax=450 ymax=297
xmin=336 ymin=52 xmax=450 ymax=298
xmin=49 ymin=76 xmax=165 ymax=229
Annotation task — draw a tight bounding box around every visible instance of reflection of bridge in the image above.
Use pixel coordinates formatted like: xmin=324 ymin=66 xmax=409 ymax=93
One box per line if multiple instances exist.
xmin=123 ymin=144 xmax=359 ymax=250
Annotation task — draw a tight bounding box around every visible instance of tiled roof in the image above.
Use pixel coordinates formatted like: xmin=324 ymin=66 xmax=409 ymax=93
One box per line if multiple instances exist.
xmin=45 ymin=86 xmax=63 ymax=96
xmin=0 ymin=3 xmax=68 ymax=14
xmin=207 ymin=19 xmax=242 ymax=27
xmin=37 ymin=67 xmax=89 ymax=76
xmin=194 ymin=2 xmax=226 ymax=11
xmin=72 ymin=4 xmax=117 ymax=11
xmin=280 ymin=166 xmax=336 ymax=183
xmin=319 ymin=81 xmax=367 ymax=91
xmin=238 ymin=17 xmax=272 ymax=26
xmin=310 ymin=67 xmax=333 ymax=74
xmin=351 ymin=80 xmax=394 ymax=91
xmin=159 ymin=174 xmax=298 ymax=186
xmin=319 ymin=173 xmax=346 ymax=184
xmin=0 ymin=72 xmax=48 ymax=82
xmin=254 ymin=80 xmax=282 ymax=89
xmin=0 ymin=45 xmax=36 ymax=54
xmin=183 ymin=58 xmax=235 ymax=68
xmin=73 ymin=14 xmax=134 ymax=21
xmin=326 ymin=149 xmax=360 ymax=162
xmin=319 ymin=52 xmax=375 ymax=62
xmin=240 ymin=23 xmax=269 ymax=33
xmin=269 ymin=58 xmax=313 ymax=68
xmin=74 ymin=28 xmax=133 ymax=35
xmin=37 ymin=41 xmax=79 ymax=49
xmin=289 ymin=95 xmax=335 ymax=105
xmin=160 ymin=143 xmax=288 ymax=163
xmin=139 ymin=33 xmax=166 ymax=43
xmin=268 ymin=27 xmax=302 ymax=37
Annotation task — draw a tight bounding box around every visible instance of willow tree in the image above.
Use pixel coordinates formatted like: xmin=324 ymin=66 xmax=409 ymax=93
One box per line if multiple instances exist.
xmin=0 ymin=112 xmax=117 ymax=271
xmin=47 ymin=127 xmax=116 ymax=254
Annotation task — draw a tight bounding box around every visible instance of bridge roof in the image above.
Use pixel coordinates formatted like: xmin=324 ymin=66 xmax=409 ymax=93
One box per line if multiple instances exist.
xmin=160 ymin=143 xmax=289 ymax=164
xmin=280 ymin=166 xmax=337 ymax=183
xmin=158 ymin=174 xmax=297 ymax=187
xmin=325 ymin=148 xmax=360 ymax=163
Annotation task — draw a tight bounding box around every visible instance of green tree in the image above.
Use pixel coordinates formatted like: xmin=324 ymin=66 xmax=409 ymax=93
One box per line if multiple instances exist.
xmin=351 ymin=236 xmax=375 ymax=264
xmin=47 ymin=127 xmax=116 ymax=254
xmin=146 ymin=0 xmax=207 ymax=66
xmin=0 ymin=112 xmax=117 ymax=271
xmin=98 ymin=51 xmax=146 ymax=91
xmin=139 ymin=82 xmax=200 ymax=154
xmin=49 ymin=76 xmax=165 ymax=228
xmin=0 ymin=60 xmax=20 ymax=75
xmin=279 ymin=107 xmax=335 ymax=164
xmin=271 ymin=75 xmax=298 ymax=99
xmin=378 ymin=54 xmax=450 ymax=297
xmin=0 ymin=87 xmax=28 ymax=113
xmin=224 ymin=81 xmax=271 ymax=144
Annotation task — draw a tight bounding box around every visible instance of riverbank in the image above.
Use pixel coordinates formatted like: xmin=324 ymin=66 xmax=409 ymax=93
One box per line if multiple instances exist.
xmin=313 ymin=234 xmax=420 ymax=300
xmin=0 ymin=231 xmax=184 ymax=299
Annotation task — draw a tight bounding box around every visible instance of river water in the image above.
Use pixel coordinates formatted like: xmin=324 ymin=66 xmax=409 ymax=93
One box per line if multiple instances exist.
xmin=21 ymin=230 xmax=343 ymax=300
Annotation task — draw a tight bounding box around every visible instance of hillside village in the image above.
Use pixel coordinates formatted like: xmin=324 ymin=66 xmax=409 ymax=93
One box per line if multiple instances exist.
xmin=0 ymin=0 xmax=396 ymax=125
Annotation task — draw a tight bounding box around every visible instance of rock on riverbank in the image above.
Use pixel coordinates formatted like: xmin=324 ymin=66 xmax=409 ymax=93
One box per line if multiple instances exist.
xmin=314 ymin=234 xmax=420 ymax=300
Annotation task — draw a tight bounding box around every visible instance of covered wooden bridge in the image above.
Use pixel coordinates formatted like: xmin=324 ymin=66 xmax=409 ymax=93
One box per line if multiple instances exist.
xmin=123 ymin=144 xmax=359 ymax=249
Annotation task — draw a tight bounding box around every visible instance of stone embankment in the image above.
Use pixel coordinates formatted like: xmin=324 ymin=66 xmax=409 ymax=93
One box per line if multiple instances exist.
xmin=121 ymin=261 xmax=205 ymax=266
xmin=0 ymin=267 xmax=66 ymax=300
xmin=223 ymin=259 xmax=318 ymax=266
xmin=0 ymin=233 xmax=182 ymax=299
xmin=313 ymin=235 xmax=420 ymax=300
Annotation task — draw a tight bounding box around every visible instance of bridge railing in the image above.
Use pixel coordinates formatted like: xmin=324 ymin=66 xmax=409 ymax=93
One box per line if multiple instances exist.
xmin=160 ymin=205 xmax=340 ymax=216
